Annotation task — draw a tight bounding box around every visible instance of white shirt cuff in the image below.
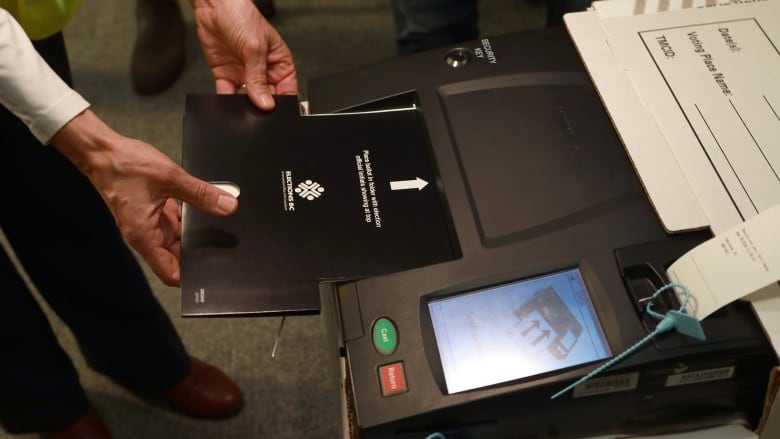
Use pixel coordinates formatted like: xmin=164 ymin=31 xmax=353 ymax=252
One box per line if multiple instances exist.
xmin=0 ymin=8 xmax=91 ymax=145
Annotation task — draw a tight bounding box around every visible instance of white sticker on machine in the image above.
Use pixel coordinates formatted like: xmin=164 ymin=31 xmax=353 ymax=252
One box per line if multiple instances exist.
xmin=666 ymin=366 xmax=735 ymax=387
xmin=573 ymin=372 xmax=639 ymax=398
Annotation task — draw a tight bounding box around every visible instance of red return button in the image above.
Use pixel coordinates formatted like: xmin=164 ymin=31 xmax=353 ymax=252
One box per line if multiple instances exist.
xmin=378 ymin=362 xmax=408 ymax=396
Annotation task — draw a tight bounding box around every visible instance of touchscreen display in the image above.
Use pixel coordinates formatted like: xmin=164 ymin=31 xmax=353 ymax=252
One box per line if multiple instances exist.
xmin=428 ymin=268 xmax=610 ymax=394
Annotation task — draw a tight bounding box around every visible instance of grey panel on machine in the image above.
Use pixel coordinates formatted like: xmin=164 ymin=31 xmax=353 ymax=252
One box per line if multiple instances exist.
xmin=439 ymin=74 xmax=639 ymax=246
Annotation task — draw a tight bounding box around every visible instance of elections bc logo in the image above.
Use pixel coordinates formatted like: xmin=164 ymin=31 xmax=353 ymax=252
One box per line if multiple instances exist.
xmin=295 ymin=179 xmax=325 ymax=200
xmin=281 ymin=170 xmax=325 ymax=212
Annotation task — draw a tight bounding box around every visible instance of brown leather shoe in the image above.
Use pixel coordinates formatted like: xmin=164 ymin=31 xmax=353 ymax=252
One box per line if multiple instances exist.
xmin=131 ymin=0 xmax=186 ymax=95
xmin=40 ymin=407 xmax=111 ymax=439
xmin=160 ymin=357 xmax=244 ymax=418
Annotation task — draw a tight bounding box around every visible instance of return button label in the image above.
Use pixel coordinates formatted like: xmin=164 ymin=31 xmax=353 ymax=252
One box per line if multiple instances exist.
xmin=379 ymin=362 xmax=408 ymax=396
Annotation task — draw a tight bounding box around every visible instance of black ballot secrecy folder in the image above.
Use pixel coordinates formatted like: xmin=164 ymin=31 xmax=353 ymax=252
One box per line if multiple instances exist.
xmin=180 ymin=94 xmax=458 ymax=316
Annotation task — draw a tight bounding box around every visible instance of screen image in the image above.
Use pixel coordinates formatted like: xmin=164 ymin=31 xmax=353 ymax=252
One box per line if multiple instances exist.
xmin=428 ymin=268 xmax=610 ymax=394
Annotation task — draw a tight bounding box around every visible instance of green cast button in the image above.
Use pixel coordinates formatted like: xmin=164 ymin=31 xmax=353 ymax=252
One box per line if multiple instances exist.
xmin=372 ymin=318 xmax=398 ymax=356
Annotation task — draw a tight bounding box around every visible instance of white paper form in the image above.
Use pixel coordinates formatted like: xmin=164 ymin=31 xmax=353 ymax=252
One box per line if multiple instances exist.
xmin=601 ymin=1 xmax=780 ymax=233
xmin=597 ymin=1 xmax=780 ymax=359
xmin=667 ymin=203 xmax=780 ymax=318
xmin=564 ymin=11 xmax=710 ymax=232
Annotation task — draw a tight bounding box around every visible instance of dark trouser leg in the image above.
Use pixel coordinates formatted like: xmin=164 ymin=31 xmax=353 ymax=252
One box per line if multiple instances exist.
xmin=0 ymin=33 xmax=190 ymax=432
xmin=0 ymin=250 xmax=89 ymax=433
xmin=0 ymin=134 xmax=191 ymax=390
xmin=393 ymin=0 xmax=479 ymax=56
xmin=131 ymin=0 xmax=186 ymax=95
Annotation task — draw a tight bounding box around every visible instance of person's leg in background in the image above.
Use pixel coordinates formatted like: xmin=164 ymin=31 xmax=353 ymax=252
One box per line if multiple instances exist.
xmin=131 ymin=0 xmax=277 ymax=95
xmin=393 ymin=0 xmax=478 ymax=56
xmin=131 ymin=0 xmax=186 ymax=95
xmin=0 ymin=33 xmax=241 ymax=437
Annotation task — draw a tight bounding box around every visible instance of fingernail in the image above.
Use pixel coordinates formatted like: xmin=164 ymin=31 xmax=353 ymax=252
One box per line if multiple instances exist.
xmin=217 ymin=194 xmax=238 ymax=213
xmin=259 ymin=94 xmax=275 ymax=109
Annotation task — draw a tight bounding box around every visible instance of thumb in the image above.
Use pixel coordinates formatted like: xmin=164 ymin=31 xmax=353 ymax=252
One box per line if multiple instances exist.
xmin=244 ymin=50 xmax=276 ymax=111
xmin=173 ymin=173 xmax=238 ymax=216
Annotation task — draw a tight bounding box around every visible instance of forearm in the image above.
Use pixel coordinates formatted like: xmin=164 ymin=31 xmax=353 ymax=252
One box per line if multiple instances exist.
xmin=0 ymin=8 xmax=89 ymax=145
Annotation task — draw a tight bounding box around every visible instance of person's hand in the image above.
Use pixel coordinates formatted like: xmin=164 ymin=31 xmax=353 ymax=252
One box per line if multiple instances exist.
xmin=189 ymin=0 xmax=298 ymax=110
xmin=51 ymin=110 xmax=238 ymax=286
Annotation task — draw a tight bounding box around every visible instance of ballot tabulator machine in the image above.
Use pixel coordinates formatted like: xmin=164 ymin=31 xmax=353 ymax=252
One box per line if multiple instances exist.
xmin=309 ymin=27 xmax=777 ymax=439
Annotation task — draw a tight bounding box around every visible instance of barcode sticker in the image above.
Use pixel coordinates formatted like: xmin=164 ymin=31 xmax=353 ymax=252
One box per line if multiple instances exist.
xmin=572 ymin=372 xmax=639 ymax=398
xmin=666 ymin=366 xmax=735 ymax=387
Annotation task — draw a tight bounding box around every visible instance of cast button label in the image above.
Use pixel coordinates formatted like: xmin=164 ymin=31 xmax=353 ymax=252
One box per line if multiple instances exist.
xmin=379 ymin=362 xmax=408 ymax=396
xmin=372 ymin=317 xmax=398 ymax=355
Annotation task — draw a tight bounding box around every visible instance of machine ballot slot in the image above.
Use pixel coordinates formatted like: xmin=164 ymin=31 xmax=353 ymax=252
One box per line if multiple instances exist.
xmin=616 ymin=232 xmax=712 ymax=337
xmin=327 ymin=90 xmax=419 ymax=114
xmin=621 ymin=263 xmax=680 ymax=316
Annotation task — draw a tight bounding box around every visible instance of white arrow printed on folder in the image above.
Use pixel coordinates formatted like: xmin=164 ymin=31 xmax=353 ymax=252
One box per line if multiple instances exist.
xmin=390 ymin=177 xmax=429 ymax=191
